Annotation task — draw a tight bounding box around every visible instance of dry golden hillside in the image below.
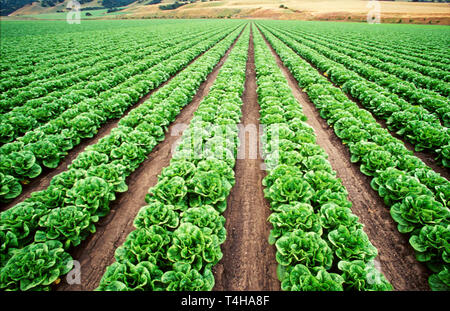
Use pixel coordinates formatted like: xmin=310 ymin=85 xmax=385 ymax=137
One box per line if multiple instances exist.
xmin=9 ymin=0 xmax=450 ymax=24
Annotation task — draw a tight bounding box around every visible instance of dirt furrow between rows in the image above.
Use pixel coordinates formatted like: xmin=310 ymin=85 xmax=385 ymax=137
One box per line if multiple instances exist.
xmin=258 ymin=25 xmax=430 ymax=291
xmin=0 ymin=29 xmax=239 ymax=212
xmin=212 ymin=26 xmax=280 ymax=291
xmin=56 ymin=29 xmax=244 ymax=291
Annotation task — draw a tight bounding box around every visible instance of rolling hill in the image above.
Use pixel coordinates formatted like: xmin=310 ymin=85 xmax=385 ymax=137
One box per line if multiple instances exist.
xmin=3 ymin=0 xmax=450 ymax=24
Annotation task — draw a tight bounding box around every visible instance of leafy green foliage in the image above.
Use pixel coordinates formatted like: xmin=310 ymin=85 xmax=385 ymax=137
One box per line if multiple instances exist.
xmin=338 ymin=260 xmax=393 ymax=291
xmin=275 ymin=230 xmax=333 ymax=269
xmin=161 ymin=262 xmax=214 ymax=291
xmin=409 ymin=224 xmax=449 ymax=270
xmin=328 ymin=226 xmax=378 ymax=262
xmin=268 ymin=202 xmax=322 ymax=244
xmin=1 ymin=22 xmax=247 ymax=291
xmin=391 ymin=195 xmax=449 ymax=234
xmin=254 ymin=26 xmax=391 ymax=291
xmin=280 ymin=264 xmax=344 ymax=291
xmin=96 ymin=26 xmax=250 ymax=292
xmin=97 ymin=261 xmax=164 ymax=291
xmin=0 ymin=241 xmax=73 ymax=291
xmin=35 ymin=206 xmax=98 ymax=249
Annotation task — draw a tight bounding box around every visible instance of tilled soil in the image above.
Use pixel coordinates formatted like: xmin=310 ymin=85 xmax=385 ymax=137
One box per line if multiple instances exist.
xmin=56 ymin=30 xmax=243 ymax=291
xmin=212 ymin=28 xmax=280 ymax=291
xmin=258 ymin=25 xmax=431 ymax=291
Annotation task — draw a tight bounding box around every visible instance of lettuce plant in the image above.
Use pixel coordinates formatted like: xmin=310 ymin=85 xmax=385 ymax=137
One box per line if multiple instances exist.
xmin=133 ymin=200 xmax=180 ymax=229
xmin=69 ymin=150 xmax=109 ymax=170
xmin=279 ymin=264 xmax=344 ymax=291
xmin=97 ymin=261 xmax=163 ymax=291
xmin=275 ymin=229 xmax=333 ymax=269
xmin=319 ymin=203 xmax=362 ymax=232
xmin=188 ymin=170 xmax=233 ymax=209
xmin=264 ymin=175 xmax=314 ymax=207
xmin=147 ymin=176 xmax=188 ymax=211
xmin=114 ymin=226 xmax=172 ymax=265
xmin=371 ymin=168 xmax=433 ymax=206
xmin=34 ymin=206 xmax=98 ymax=249
xmin=409 ymin=224 xmax=450 ymax=270
xmin=391 ymin=195 xmax=450 ymax=234
xmin=0 ymin=241 xmax=73 ymax=291
xmin=0 ymin=172 xmax=22 ymax=201
xmin=360 ymin=150 xmax=398 ymax=176
xmin=328 ymin=226 xmax=378 ymax=262
xmin=65 ymin=176 xmax=115 ymax=217
xmin=338 ymin=260 xmax=393 ymax=291
xmin=166 ymin=223 xmax=222 ymax=271
xmin=181 ymin=206 xmax=226 ymax=244
xmin=161 ymin=262 xmax=214 ymax=291
xmin=24 ymin=139 xmax=63 ymax=169
xmin=268 ymin=202 xmax=322 ymax=244
xmin=428 ymin=266 xmax=450 ymax=291
xmin=9 ymin=151 xmax=42 ymax=179
xmin=0 ymin=201 xmax=48 ymax=255
xmin=87 ymin=163 xmax=128 ymax=193
xmin=159 ymin=160 xmax=197 ymax=180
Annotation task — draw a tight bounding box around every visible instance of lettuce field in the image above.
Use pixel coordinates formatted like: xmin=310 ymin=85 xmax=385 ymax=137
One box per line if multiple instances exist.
xmin=0 ymin=19 xmax=449 ymax=292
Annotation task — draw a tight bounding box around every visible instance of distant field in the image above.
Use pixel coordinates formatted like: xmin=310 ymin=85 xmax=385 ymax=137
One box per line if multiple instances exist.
xmin=6 ymin=0 xmax=450 ymax=24
xmin=18 ymin=9 xmax=127 ymax=20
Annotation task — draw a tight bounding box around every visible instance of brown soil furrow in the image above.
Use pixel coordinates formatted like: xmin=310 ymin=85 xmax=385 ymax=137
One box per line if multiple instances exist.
xmin=258 ymin=25 xmax=430 ymax=291
xmin=212 ymin=26 xmax=279 ymax=291
xmin=0 ymin=30 xmax=237 ymax=212
xmin=56 ymin=29 xmax=244 ymax=291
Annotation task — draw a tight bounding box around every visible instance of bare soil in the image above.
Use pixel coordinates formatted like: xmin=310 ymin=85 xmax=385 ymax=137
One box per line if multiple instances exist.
xmin=212 ymin=27 xmax=279 ymax=291
xmin=56 ymin=30 xmax=243 ymax=291
xmin=258 ymin=25 xmax=431 ymax=291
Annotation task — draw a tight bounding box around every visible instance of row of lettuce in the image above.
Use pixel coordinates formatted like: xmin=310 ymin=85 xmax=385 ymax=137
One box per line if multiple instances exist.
xmin=304 ymin=22 xmax=450 ymax=70
xmin=278 ymin=26 xmax=450 ymax=123
xmin=261 ymin=23 xmax=450 ymax=168
xmin=96 ymin=26 xmax=250 ymax=291
xmin=0 ymin=25 xmax=240 ymax=203
xmin=324 ymin=33 xmax=450 ymax=82
xmin=0 ymin=25 xmax=245 ymax=291
xmin=0 ymin=21 xmax=234 ymax=97
xmin=0 ymin=26 xmax=183 ymax=109
xmin=257 ymin=23 xmax=449 ymax=291
xmin=253 ymin=27 xmax=392 ymax=291
xmin=0 ymin=27 xmax=222 ymax=143
xmin=298 ymin=33 xmax=450 ymax=100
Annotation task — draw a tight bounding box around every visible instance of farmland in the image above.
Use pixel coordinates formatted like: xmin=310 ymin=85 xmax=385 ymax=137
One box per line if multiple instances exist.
xmin=0 ymin=19 xmax=449 ymax=292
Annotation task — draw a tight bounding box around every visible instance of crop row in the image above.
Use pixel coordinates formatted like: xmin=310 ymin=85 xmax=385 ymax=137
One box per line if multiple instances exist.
xmin=257 ymin=23 xmax=449 ymax=291
xmin=271 ymin=25 xmax=450 ymax=126
xmin=281 ymin=26 xmax=450 ymax=111
xmin=0 ymin=21 xmax=214 ymax=85
xmin=316 ymin=24 xmax=450 ymax=68
xmin=293 ymin=23 xmax=450 ymax=75
xmin=253 ymin=27 xmax=392 ymax=291
xmin=0 ymin=25 xmax=245 ymax=291
xmin=261 ymin=25 xmax=450 ymax=167
xmin=303 ymin=29 xmax=449 ymax=83
xmin=0 ymin=25 xmax=239 ymax=202
xmin=0 ymin=32 xmax=159 ymax=98
xmin=96 ymin=26 xmax=250 ymax=291
xmin=0 ymin=27 xmax=223 ymax=141
xmin=287 ymin=28 xmax=450 ymax=96
xmin=0 ymin=25 xmax=217 ymax=105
